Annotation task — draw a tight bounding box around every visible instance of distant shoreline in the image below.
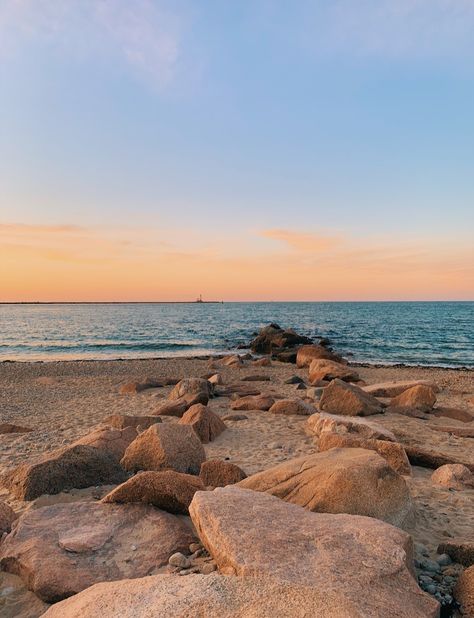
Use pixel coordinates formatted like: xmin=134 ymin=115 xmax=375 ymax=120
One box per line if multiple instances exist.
xmin=0 ymin=300 xmax=472 ymax=305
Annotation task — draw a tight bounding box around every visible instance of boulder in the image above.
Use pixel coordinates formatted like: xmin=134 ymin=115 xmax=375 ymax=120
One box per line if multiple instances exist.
xmin=102 ymin=470 xmax=204 ymax=514
xmin=0 ymin=572 xmax=49 ymax=618
xmin=200 ymin=460 xmax=247 ymax=487
xmin=0 ymin=502 xmax=195 ymax=603
xmin=431 ymin=464 xmax=474 ymax=490
xmin=403 ymin=445 xmax=474 ymax=472
xmin=119 ymin=380 xmax=163 ymax=394
xmin=307 ymin=411 xmax=396 ymax=442
xmin=42 ymin=570 xmax=435 ymax=618
xmin=238 ymin=448 xmax=413 ymax=529
xmin=432 ymin=407 xmax=474 ymax=423
xmin=2 ymin=445 xmax=127 ymax=501
xmin=101 ymin=414 xmax=160 ymax=431
xmin=296 ymin=344 xmax=342 ymax=367
xmin=309 ymin=360 xmax=359 ymax=384
xmin=0 ymin=423 xmax=32 ymax=434
xmin=72 ymin=426 xmax=137 ymax=462
xmin=222 ymin=414 xmax=248 ymax=422
xmin=120 ymin=423 xmax=205 ymax=475
xmin=0 ymin=501 xmax=16 ymax=535
xmin=317 ymin=432 xmax=411 ymax=476
xmin=178 ymin=404 xmax=226 ymax=443
xmin=431 ymin=425 xmax=474 ymax=438
xmin=454 ymin=564 xmax=474 ymax=617
xmin=153 ymin=398 xmax=189 ymax=417
xmin=241 ymin=374 xmax=271 ymax=382
xmin=438 ymin=539 xmax=474 ymax=567
xmin=188 ymin=487 xmax=437 ymax=617
xmin=390 ymin=385 xmax=436 ymax=412
xmin=220 ymin=355 xmax=244 ymax=367
xmin=249 ymin=324 xmax=312 ymax=354
xmin=168 ymin=378 xmax=212 ymax=404
xmin=208 ymin=373 xmax=223 ymax=385
xmin=252 ymin=357 xmax=271 ymax=367
xmin=230 ymin=395 xmax=274 ymax=411
xmin=268 ymin=399 xmax=315 ymax=416
xmin=319 ymin=379 xmax=383 ymax=417
xmin=363 ymin=380 xmax=439 ymax=398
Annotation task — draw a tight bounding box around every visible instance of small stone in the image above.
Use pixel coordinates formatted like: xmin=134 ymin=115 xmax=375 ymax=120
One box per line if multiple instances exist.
xmin=421 ymin=558 xmax=441 ymax=573
xmin=200 ymin=562 xmax=217 ymax=574
xmin=425 ymin=584 xmax=437 ymax=595
xmin=284 ymin=376 xmax=305 ymax=385
xmin=189 ymin=543 xmax=201 ymax=553
xmin=168 ymin=552 xmax=191 ymax=568
xmin=437 ymin=554 xmax=452 ymax=567
xmin=414 ymin=542 xmax=430 ymax=557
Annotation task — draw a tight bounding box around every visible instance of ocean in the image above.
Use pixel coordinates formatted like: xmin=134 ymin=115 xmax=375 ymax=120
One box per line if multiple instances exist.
xmin=0 ymin=302 xmax=472 ymax=368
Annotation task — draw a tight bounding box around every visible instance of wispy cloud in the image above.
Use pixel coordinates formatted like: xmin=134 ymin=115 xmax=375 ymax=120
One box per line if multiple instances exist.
xmin=260 ymin=229 xmax=342 ymax=252
xmin=0 ymin=0 xmax=188 ymax=88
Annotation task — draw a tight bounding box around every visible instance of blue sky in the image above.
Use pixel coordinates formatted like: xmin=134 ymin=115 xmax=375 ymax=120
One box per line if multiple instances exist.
xmin=0 ymin=1 xmax=473 ymax=300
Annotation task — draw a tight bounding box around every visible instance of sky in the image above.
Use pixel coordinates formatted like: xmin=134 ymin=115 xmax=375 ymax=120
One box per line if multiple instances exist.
xmin=0 ymin=0 xmax=473 ymax=302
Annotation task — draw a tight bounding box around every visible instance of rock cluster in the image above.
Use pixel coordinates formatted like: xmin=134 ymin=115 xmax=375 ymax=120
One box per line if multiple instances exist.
xmin=248 ymin=323 xmax=313 ymax=354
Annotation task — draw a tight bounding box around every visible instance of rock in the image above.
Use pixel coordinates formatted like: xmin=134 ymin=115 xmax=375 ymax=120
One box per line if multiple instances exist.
xmin=200 ymin=460 xmax=247 ymax=487
xmin=102 ymin=470 xmax=204 ymax=514
xmin=43 ymin=570 xmax=437 ymax=618
xmin=307 ymin=411 xmax=396 ymax=441
xmin=221 ymin=414 xmax=248 ymax=422
xmin=168 ymin=552 xmax=191 ymax=568
xmin=153 ymin=398 xmax=189 ymax=417
xmin=208 ymin=373 xmax=223 ymax=385
xmin=0 ymin=572 xmax=49 ymax=618
xmin=363 ymin=380 xmax=439 ymax=398
xmin=296 ymin=344 xmax=342 ymax=367
xmin=2 ymin=445 xmax=127 ymax=501
xmin=168 ymin=378 xmax=213 ymax=405
xmin=101 ymin=414 xmax=160 ymax=431
xmin=230 ymin=395 xmax=274 ymax=411
xmin=403 ymin=445 xmax=474 ymax=472
xmin=454 ymin=564 xmax=474 ymax=616
xmin=306 ymin=386 xmax=323 ymax=399
xmin=72 ymin=426 xmax=137 ymax=462
xmin=274 ymin=350 xmax=297 ymax=363
xmin=295 ymin=382 xmax=306 ymax=390
xmin=249 ymin=324 xmax=312 ymax=354
xmin=432 ymin=407 xmax=474 ymax=423
xmin=238 ymin=449 xmax=413 ymax=529
xmin=0 ymin=501 xmax=16 ymax=535
xmin=284 ymin=375 xmax=305 ymax=385
xmin=0 ymin=502 xmax=195 ymax=603
xmin=0 ymin=423 xmax=33 ymax=434
xmin=308 ymin=360 xmax=359 ymax=384
xmin=218 ymin=385 xmax=261 ymax=398
xmin=431 ymin=425 xmax=474 ymax=438
xmin=268 ymin=399 xmax=315 ymax=416
xmin=389 ymin=407 xmax=429 ymax=419
xmin=178 ymin=404 xmax=226 ymax=443
xmin=431 ymin=464 xmax=474 ymax=490
xmin=240 ymin=374 xmax=271 ymax=382
xmin=220 ymin=355 xmax=244 ymax=367
xmin=251 ymin=357 xmax=271 ymax=367
xmin=390 ymin=385 xmax=437 ymax=412
xmin=317 ymin=432 xmax=411 ymax=476
xmin=120 ymin=423 xmax=206 ymax=475
xmin=188 ymin=487 xmax=438 ymax=617
xmin=119 ymin=380 xmax=163 ymax=394
xmin=438 ymin=539 xmax=474 ymax=567
xmin=319 ymin=379 xmax=383 ymax=416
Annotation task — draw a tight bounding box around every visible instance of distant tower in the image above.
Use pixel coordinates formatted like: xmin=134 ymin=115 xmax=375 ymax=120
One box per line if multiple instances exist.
xmin=196 ymin=294 xmax=203 ymax=303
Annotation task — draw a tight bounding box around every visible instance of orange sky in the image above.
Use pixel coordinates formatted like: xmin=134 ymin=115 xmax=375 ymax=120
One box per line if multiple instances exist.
xmin=1 ymin=223 xmax=473 ymax=301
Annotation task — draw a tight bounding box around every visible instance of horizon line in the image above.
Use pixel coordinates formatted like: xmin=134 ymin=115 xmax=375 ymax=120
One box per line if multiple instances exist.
xmin=1 ymin=300 xmax=473 ymax=305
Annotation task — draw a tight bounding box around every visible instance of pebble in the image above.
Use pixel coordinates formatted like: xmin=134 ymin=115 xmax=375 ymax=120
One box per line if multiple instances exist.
xmin=437 ymin=553 xmax=451 ymax=567
xmin=189 ymin=543 xmax=201 ymax=553
xmin=168 ymin=552 xmax=191 ymax=568
xmin=200 ymin=562 xmax=217 ymax=575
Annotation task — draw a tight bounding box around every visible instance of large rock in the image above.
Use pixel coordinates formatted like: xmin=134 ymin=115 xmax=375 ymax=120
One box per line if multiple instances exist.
xmin=438 ymin=539 xmax=474 ymax=567
xmin=102 ymin=470 xmax=204 ymax=514
xmin=309 ymin=360 xmax=359 ymax=384
xmin=72 ymin=426 xmax=137 ymax=461
xmin=200 ymin=460 xmax=247 ymax=487
xmin=168 ymin=378 xmax=212 ymax=405
xmin=0 ymin=502 xmax=195 ymax=603
xmin=0 ymin=572 xmax=49 ymax=618
xmin=403 ymin=445 xmax=474 ymax=472
xmin=0 ymin=501 xmax=16 ymax=535
xmin=42 ymin=570 xmax=434 ymax=618
xmin=238 ymin=449 xmax=413 ymax=529
xmin=431 ymin=464 xmax=474 ymax=490
xmin=317 ymin=432 xmax=411 ymax=476
xmin=102 ymin=414 xmax=160 ymax=431
xmin=307 ymin=411 xmax=396 ymax=441
xmin=390 ymin=385 xmax=437 ymax=412
xmin=363 ymin=380 xmax=439 ymax=398
xmin=120 ymin=423 xmax=206 ymax=475
xmin=153 ymin=398 xmax=189 ymax=417
xmin=296 ymin=344 xmax=342 ymax=367
xmin=432 ymin=406 xmax=474 ymax=423
xmin=178 ymin=404 xmax=226 ymax=443
xmin=319 ymin=379 xmax=383 ymax=417
xmin=249 ymin=324 xmax=312 ymax=354
xmin=2 ymin=445 xmax=127 ymax=501
xmin=269 ymin=398 xmax=314 ymax=416
xmin=0 ymin=423 xmax=32 ymax=434
xmin=230 ymin=395 xmax=274 ymax=411
xmin=188 ymin=487 xmax=437 ymax=617
xmin=454 ymin=565 xmax=474 ymax=617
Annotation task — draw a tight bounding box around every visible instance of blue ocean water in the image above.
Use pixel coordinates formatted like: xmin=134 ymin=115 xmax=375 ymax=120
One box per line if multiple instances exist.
xmin=0 ymin=302 xmax=472 ymax=367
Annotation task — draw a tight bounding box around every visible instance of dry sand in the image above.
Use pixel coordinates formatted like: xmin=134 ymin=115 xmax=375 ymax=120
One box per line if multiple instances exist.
xmin=0 ymin=356 xmax=473 ymax=558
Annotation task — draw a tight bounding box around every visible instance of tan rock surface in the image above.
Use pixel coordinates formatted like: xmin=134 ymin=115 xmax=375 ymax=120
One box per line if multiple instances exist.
xmin=309 ymin=360 xmax=359 ymax=384
xmin=0 ymin=572 xmax=49 ymax=618
xmin=307 ymin=411 xmax=396 ymax=441
xmin=296 ymin=344 xmax=342 ymax=367
xmin=363 ymin=379 xmax=439 ymax=397
xmin=200 ymin=459 xmax=247 ymax=487
xmin=431 ymin=464 xmax=474 ymax=490
xmin=178 ymin=403 xmax=226 ymax=443
xmin=391 ymin=385 xmax=437 ymax=412
xmin=269 ymin=398 xmax=315 ymax=416
xmin=0 ymin=500 xmax=16 ymax=535
xmin=72 ymin=426 xmax=137 ymax=461
xmin=319 ymin=379 xmax=383 ymax=416
xmin=454 ymin=565 xmax=474 ymax=617
xmin=101 ymin=414 xmax=160 ymax=430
